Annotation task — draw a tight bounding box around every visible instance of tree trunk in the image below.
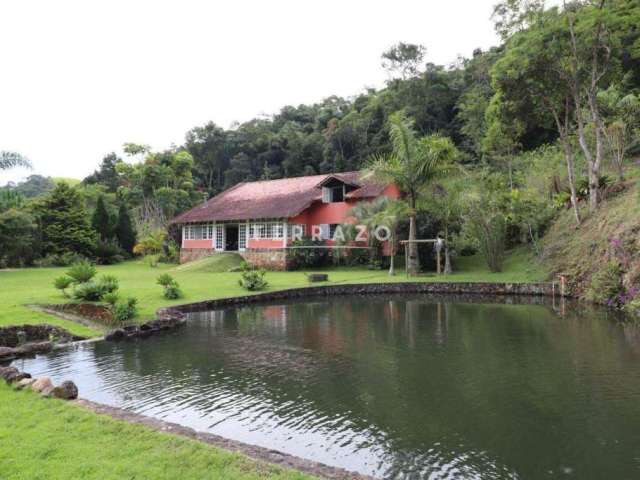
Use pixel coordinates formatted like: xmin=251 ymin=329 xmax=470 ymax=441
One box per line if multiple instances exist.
xmin=444 ymin=247 xmax=452 ymax=275
xmin=389 ymin=253 xmax=395 ymax=276
xmin=587 ymin=90 xmax=605 ymax=210
xmin=407 ymin=197 xmax=419 ymax=276
xmin=563 ymin=141 xmax=581 ymax=227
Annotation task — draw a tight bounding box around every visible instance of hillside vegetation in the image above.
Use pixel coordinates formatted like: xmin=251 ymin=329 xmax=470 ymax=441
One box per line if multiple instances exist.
xmin=542 ymin=179 xmax=640 ymax=300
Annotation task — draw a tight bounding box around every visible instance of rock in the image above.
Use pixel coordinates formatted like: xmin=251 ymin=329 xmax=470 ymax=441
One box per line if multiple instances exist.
xmin=41 ymin=385 xmax=55 ymax=397
xmin=5 ymin=371 xmax=31 ymax=384
xmin=15 ymin=377 xmax=36 ymax=390
xmin=30 ymin=377 xmax=53 ymax=393
xmin=0 ymin=366 xmax=19 ymax=381
xmin=104 ymin=329 xmax=125 ymax=341
xmin=0 ymin=347 xmax=17 ymax=360
xmin=307 ymin=273 xmax=329 ymax=282
xmin=50 ymin=381 xmax=78 ymax=400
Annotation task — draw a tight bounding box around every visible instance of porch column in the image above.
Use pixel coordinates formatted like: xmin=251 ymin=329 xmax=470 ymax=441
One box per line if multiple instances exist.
xmin=282 ymin=222 xmax=287 ymax=248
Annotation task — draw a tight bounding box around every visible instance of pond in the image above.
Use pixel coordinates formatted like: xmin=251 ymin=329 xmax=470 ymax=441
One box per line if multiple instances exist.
xmin=13 ymin=294 xmax=640 ymax=479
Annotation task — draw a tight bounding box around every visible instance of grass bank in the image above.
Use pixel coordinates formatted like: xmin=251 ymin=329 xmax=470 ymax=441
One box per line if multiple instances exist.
xmin=0 ymin=384 xmax=313 ymax=480
xmin=0 ymin=248 xmax=546 ymax=337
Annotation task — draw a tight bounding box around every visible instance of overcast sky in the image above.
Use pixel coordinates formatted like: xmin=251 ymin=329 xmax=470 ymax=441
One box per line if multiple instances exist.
xmin=0 ymin=0 xmax=500 ymax=184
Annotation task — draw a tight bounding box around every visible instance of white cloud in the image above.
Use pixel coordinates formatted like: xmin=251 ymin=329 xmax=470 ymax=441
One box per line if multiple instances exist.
xmin=0 ymin=0 xmax=499 ymax=184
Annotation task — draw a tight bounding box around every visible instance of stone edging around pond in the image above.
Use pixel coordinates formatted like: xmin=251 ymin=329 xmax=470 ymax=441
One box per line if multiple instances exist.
xmin=75 ymin=398 xmax=373 ymax=480
xmin=161 ymin=281 xmax=561 ymax=316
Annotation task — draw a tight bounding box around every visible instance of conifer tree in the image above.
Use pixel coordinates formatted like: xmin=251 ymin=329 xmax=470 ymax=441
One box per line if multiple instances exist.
xmin=115 ymin=202 xmax=137 ymax=255
xmin=91 ymin=195 xmax=112 ymax=240
xmin=34 ymin=183 xmax=96 ymax=256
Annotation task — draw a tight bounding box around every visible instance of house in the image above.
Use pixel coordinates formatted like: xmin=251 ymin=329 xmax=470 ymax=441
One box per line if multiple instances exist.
xmin=170 ymin=171 xmax=401 ymax=269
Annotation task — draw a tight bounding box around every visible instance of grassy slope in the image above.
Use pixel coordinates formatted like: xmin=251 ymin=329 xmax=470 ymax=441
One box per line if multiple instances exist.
xmin=0 ymin=384 xmax=313 ymax=480
xmin=542 ymin=179 xmax=640 ymax=296
xmin=0 ymin=249 xmax=546 ymax=337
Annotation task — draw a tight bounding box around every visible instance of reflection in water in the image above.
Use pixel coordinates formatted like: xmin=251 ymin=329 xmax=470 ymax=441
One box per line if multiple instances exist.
xmin=14 ymin=295 xmax=640 ymax=479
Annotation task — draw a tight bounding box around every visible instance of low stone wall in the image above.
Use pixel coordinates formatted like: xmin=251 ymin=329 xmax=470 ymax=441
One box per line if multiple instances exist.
xmin=164 ymin=281 xmax=560 ymax=315
xmin=240 ymin=249 xmax=289 ymax=270
xmin=0 ymin=324 xmax=80 ymax=348
xmin=180 ymin=248 xmax=216 ymax=264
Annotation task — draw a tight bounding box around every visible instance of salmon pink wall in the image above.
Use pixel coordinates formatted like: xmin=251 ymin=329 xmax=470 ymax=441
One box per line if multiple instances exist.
xmin=289 ymin=185 xmax=402 ymax=234
xmin=183 ymin=239 xmax=214 ymax=249
xmin=248 ymin=238 xmax=284 ymax=249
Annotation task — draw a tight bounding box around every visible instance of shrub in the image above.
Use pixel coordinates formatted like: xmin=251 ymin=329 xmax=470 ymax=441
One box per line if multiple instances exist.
xmin=112 ymin=297 xmax=138 ymax=323
xmin=287 ymin=238 xmax=329 ymax=269
xmin=72 ymin=281 xmax=106 ymax=301
xmin=159 ymin=240 xmax=180 ymax=264
xmin=163 ymin=283 xmax=182 ymax=299
xmin=98 ymin=275 xmax=119 ymax=294
xmin=586 ymin=261 xmax=623 ymax=306
xmin=238 ymin=262 xmax=268 ymax=291
xmin=103 ymin=291 xmax=120 ymax=306
xmin=35 ymin=252 xmax=86 ymax=267
xmin=94 ymin=239 xmax=125 ymax=265
xmin=463 ymin=210 xmax=506 ymax=273
xmin=71 ymin=274 xmax=119 ymax=302
xmin=156 ymin=273 xmax=175 ymax=287
xmin=53 ymin=276 xmax=73 ymax=297
xmin=66 ymin=260 xmax=97 ymax=284
xmin=157 ymin=273 xmax=183 ymax=299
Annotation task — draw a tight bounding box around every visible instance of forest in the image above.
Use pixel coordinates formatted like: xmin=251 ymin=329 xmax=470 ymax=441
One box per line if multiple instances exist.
xmin=1 ymin=0 xmax=639 ymax=311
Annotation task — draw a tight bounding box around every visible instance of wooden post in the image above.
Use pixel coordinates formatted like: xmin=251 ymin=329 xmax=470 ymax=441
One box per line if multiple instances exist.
xmin=404 ymin=243 xmax=408 ymax=278
xmin=436 ymin=249 xmax=441 ymax=275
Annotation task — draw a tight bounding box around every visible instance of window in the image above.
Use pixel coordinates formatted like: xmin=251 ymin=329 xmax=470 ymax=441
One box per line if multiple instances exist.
xmin=322 ymin=185 xmax=344 ymax=203
xmin=248 ymin=222 xmax=285 ymax=240
xmin=215 ymin=225 xmax=224 ymax=249
xmin=238 ymin=224 xmax=247 ymax=250
xmin=329 ymin=224 xmax=340 ymax=240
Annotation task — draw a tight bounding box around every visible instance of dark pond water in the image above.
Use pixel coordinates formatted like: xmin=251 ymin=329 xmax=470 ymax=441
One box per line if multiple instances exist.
xmin=13 ymin=295 xmax=640 ymax=479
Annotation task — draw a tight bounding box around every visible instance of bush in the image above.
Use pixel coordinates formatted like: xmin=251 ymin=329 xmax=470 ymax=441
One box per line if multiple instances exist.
xmin=35 ymin=252 xmax=86 ymax=267
xmin=586 ymin=261 xmax=623 ymax=306
xmin=53 ymin=276 xmax=73 ymax=297
xmin=72 ymin=281 xmax=106 ymax=301
xmin=103 ymin=291 xmax=120 ymax=306
xmin=238 ymin=262 xmax=268 ymax=291
xmin=159 ymin=240 xmax=180 ymax=264
xmin=112 ymin=297 xmax=138 ymax=323
xmin=98 ymin=275 xmax=119 ymax=294
xmin=287 ymin=238 xmax=329 ymax=269
xmin=163 ymin=283 xmax=182 ymax=299
xmin=94 ymin=239 xmax=125 ymax=265
xmin=463 ymin=210 xmax=506 ymax=273
xmin=157 ymin=273 xmax=183 ymax=299
xmin=156 ymin=273 xmax=175 ymax=287
xmin=66 ymin=260 xmax=97 ymax=284
xmin=71 ymin=274 xmax=119 ymax=302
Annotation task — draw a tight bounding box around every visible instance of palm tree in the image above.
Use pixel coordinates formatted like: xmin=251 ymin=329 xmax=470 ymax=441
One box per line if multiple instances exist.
xmin=0 ymin=151 xmax=31 ymax=170
xmin=371 ymin=198 xmax=411 ymax=276
xmin=349 ymin=196 xmax=410 ymax=275
xmin=365 ymin=111 xmax=459 ymax=275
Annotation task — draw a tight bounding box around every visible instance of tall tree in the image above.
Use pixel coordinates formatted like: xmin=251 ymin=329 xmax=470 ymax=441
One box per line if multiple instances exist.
xmin=91 ymin=195 xmax=112 ymax=240
xmin=0 ymin=151 xmax=31 ymax=170
xmin=115 ymin=202 xmax=137 ymax=255
xmin=366 ymin=112 xmax=459 ymax=275
xmin=382 ymin=43 xmax=427 ymax=80
xmin=34 ymin=183 xmax=96 ymax=257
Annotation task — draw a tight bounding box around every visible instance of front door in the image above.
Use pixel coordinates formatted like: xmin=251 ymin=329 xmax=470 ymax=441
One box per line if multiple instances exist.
xmin=225 ymin=225 xmax=239 ymax=251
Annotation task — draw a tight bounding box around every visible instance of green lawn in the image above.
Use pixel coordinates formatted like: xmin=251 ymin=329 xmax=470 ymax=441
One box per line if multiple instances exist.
xmin=0 ymin=248 xmax=547 ymax=338
xmin=0 ymin=384 xmax=313 ymax=480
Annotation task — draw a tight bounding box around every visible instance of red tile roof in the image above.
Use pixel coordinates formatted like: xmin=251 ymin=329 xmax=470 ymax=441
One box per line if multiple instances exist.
xmin=171 ymin=171 xmax=388 ymax=224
